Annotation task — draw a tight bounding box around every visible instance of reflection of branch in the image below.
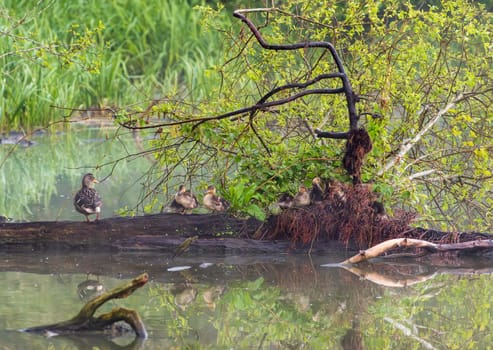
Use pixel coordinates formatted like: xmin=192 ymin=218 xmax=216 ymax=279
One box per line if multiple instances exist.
xmin=384 ymin=317 xmax=437 ymax=350
xmin=330 ymin=261 xmax=493 ymax=288
xmin=340 ymin=265 xmax=437 ymax=288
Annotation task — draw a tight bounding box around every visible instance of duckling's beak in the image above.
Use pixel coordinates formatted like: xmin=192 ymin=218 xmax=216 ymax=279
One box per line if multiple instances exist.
xmin=93 ymin=179 xmax=100 ymax=184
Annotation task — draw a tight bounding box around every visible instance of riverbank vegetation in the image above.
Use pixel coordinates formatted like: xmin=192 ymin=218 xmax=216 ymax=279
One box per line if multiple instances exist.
xmin=1 ymin=0 xmax=492 ymax=233
xmin=0 ymin=0 xmax=258 ymax=130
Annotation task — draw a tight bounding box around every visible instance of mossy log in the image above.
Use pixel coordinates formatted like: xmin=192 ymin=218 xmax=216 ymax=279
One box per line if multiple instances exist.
xmin=23 ymin=273 xmax=149 ymax=338
xmin=0 ymin=213 xmax=269 ymax=253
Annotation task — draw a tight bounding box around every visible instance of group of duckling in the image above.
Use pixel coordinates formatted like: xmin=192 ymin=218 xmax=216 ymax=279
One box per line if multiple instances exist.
xmin=277 ymin=177 xmax=327 ymax=209
xmin=72 ymin=173 xmax=353 ymax=222
xmin=170 ymin=184 xmax=230 ymax=214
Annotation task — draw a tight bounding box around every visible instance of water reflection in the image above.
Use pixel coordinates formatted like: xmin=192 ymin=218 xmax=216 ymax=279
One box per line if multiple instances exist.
xmin=2 ymin=251 xmax=493 ymax=349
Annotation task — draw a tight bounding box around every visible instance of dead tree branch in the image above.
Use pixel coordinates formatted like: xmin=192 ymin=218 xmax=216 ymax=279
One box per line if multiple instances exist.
xmin=116 ymin=8 xmax=360 ymax=140
xmin=23 ymin=273 xmax=149 ymax=338
xmin=342 ymin=238 xmax=493 ymax=264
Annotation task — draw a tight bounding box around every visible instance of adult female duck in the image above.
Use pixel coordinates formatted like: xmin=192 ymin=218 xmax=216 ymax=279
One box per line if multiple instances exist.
xmin=74 ymin=173 xmax=102 ymax=222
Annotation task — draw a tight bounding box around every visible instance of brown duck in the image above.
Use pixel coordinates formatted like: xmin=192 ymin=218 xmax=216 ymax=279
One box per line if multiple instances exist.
xmin=74 ymin=173 xmax=102 ymax=222
xmin=203 ymin=185 xmax=229 ymax=212
xmin=171 ymin=185 xmax=198 ymax=214
xmin=310 ymin=177 xmax=325 ymax=203
xmin=277 ymin=192 xmax=294 ymax=209
xmin=293 ymin=184 xmax=311 ymax=207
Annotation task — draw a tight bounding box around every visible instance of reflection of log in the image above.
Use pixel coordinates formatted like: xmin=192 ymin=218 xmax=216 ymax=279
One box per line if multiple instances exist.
xmin=343 ymin=238 xmax=493 ymax=264
xmin=340 ymin=265 xmax=436 ymax=287
xmin=23 ymin=273 xmax=149 ymax=338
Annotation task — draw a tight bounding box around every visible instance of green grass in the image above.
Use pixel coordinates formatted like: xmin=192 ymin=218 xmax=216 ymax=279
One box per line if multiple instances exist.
xmin=0 ymin=0 xmax=234 ymax=130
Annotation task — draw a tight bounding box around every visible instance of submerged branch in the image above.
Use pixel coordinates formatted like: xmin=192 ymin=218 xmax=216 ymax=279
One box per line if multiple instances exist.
xmin=23 ymin=273 xmax=149 ymax=338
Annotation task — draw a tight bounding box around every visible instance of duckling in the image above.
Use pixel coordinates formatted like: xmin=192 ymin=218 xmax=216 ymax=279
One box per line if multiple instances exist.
xmin=171 ymin=185 xmax=198 ymax=214
xmin=310 ymin=177 xmax=324 ymax=203
xmin=277 ymin=192 xmax=294 ymax=209
xmin=293 ymin=184 xmax=311 ymax=207
xmin=203 ymin=185 xmax=229 ymax=212
xmin=74 ymin=173 xmax=102 ymax=222
xmin=328 ymin=179 xmax=346 ymax=203
xmin=371 ymin=201 xmax=388 ymax=222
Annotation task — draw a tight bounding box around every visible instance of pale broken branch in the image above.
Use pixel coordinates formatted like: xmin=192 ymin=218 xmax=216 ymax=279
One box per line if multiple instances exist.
xmin=342 ymin=237 xmax=493 ymax=264
xmin=378 ymin=94 xmax=464 ymax=176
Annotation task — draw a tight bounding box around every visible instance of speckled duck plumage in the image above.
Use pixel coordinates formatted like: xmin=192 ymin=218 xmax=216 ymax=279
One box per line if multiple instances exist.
xmin=171 ymin=185 xmax=198 ymax=214
xmin=74 ymin=173 xmax=102 ymax=222
xmin=203 ymin=185 xmax=229 ymax=212
xmin=293 ymin=184 xmax=310 ymax=207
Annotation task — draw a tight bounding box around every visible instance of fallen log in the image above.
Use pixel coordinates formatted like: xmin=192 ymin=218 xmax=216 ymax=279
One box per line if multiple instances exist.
xmin=22 ymin=273 xmax=149 ymax=338
xmin=0 ymin=213 xmax=265 ymax=253
xmin=1 ymin=210 xmax=491 ymax=256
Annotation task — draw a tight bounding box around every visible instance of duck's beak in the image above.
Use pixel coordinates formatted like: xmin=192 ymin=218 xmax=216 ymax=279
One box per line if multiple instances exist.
xmin=93 ymin=179 xmax=100 ymax=184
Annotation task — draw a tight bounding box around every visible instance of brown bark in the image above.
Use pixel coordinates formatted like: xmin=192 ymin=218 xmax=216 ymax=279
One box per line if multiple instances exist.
xmin=0 ymin=213 xmax=264 ymax=252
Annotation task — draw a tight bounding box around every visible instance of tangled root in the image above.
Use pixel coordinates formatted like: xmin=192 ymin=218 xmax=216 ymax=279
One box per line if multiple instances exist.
xmin=255 ymin=183 xmax=417 ymax=249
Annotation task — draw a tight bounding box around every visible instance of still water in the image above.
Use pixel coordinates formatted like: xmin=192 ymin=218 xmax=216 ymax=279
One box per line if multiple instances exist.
xmin=2 ymin=250 xmax=493 ymax=349
xmin=0 ymin=126 xmax=161 ymax=222
xmin=2 ymin=129 xmax=493 ymax=349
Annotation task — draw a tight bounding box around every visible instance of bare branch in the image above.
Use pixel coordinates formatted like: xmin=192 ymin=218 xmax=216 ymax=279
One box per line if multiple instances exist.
xmin=378 ymin=93 xmax=464 ymax=176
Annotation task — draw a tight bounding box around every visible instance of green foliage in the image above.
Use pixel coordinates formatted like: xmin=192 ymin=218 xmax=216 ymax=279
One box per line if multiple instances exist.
xmin=147 ymin=0 xmax=493 ymax=229
xmin=2 ymin=0 xmax=493 ymax=229
xmin=222 ymin=179 xmax=265 ymax=220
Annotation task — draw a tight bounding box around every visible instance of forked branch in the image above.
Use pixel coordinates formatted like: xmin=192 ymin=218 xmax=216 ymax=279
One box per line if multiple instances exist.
xmin=23 ymin=273 xmax=149 ymax=338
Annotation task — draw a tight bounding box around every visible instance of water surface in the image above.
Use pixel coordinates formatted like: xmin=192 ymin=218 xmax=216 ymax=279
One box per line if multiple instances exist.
xmin=2 ymin=250 xmax=493 ymax=349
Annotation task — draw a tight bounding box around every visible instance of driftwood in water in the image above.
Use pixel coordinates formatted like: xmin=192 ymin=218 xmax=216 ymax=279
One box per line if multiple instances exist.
xmin=342 ymin=238 xmax=493 ymax=264
xmin=23 ymin=273 xmax=149 ymax=338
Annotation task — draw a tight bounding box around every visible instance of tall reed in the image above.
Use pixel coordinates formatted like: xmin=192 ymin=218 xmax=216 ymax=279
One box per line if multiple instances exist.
xmin=0 ymin=0 xmax=233 ymax=131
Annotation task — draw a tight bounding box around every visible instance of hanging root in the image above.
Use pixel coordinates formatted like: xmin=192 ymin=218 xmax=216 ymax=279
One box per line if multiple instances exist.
xmin=343 ymin=128 xmax=372 ymax=184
